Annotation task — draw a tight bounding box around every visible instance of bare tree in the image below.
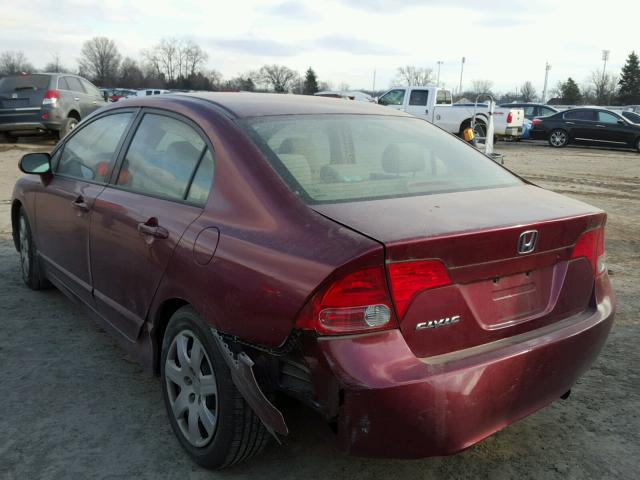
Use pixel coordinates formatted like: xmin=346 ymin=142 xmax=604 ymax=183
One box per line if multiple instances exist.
xmin=257 ymin=64 xmax=299 ymax=93
xmin=394 ymin=66 xmax=433 ymax=86
xmin=470 ymin=79 xmax=494 ymax=96
xmin=43 ymin=53 xmax=67 ymax=73
xmin=520 ymin=81 xmax=537 ymax=102
xmin=183 ymin=41 xmax=208 ymax=77
xmin=0 ymin=51 xmax=34 ymax=75
xmin=78 ymin=37 xmax=121 ymax=85
xmin=589 ymin=70 xmax=618 ymax=105
xmin=143 ymin=38 xmax=209 ymax=85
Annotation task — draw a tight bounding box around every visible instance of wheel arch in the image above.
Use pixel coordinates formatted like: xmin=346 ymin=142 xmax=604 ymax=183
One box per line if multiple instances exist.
xmin=459 ymin=115 xmax=488 ymax=134
xmin=67 ymin=109 xmax=81 ymax=120
xmin=151 ymin=297 xmax=191 ymax=374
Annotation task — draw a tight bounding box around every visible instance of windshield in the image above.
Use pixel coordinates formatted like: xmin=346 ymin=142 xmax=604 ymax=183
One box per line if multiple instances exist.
xmin=241 ymin=114 xmax=521 ymax=204
xmin=0 ymin=74 xmax=50 ymax=92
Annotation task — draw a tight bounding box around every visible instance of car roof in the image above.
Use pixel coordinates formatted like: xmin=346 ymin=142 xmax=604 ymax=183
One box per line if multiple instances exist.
xmin=173 ymin=92 xmax=408 ymax=118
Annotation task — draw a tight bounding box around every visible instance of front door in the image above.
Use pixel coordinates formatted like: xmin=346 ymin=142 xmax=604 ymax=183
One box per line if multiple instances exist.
xmin=35 ymin=111 xmax=134 ymax=304
xmin=404 ymin=89 xmax=431 ymax=120
xmin=90 ymin=111 xmax=215 ymax=340
xmin=595 ymin=110 xmax=636 ymax=146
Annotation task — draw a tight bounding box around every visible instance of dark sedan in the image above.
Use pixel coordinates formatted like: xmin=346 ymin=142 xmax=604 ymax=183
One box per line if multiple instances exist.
xmin=12 ymin=93 xmax=615 ymax=469
xmin=530 ymin=107 xmax=640 ymax=151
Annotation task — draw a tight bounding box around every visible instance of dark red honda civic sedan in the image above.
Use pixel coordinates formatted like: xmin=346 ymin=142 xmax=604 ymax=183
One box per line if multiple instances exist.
xmin=11 ymin=93 xmax=615 ymax=469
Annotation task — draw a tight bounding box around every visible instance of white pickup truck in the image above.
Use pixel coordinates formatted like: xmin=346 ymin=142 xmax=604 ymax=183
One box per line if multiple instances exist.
xmin=377 ymin=86 xmax=524 ymax=139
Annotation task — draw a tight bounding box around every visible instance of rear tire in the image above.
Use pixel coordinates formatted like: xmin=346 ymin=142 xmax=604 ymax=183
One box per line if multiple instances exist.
xmin=548 ymin=129 xmax=569 ymax=148
xmin=58 ymin=117 xmax=79 ymax=140
xmin=161 ymin=306 xmax=269 ymax=469
xmin=18 ymin=208 xmax=49 ymax=290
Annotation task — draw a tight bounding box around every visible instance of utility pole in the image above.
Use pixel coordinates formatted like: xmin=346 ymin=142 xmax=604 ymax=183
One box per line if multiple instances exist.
xmin=542 ymin=62 xmax=551 ymax=103
xmin=458 ymin=57 xmax=465 ymax=95
xmin=436 ymin=61 xmax=443 ymax=86
xmin=372 ymin=69 xmax=376 ymax=94
xmin=601 ymin=50 xmax=610 ymax=104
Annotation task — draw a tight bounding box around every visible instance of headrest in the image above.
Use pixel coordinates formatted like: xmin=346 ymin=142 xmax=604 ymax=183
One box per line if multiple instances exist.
xmin=382 ymin=143 xmax=425 ymax=174
xmin=166 ymin=141 xmax=201 ymax=162
xmin=278 ymin=154 xmax=311 ymax=186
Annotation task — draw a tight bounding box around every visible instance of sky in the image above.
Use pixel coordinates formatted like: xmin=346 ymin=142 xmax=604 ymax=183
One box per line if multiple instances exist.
xmin=0 ymin=0 xmax=637 ymax=94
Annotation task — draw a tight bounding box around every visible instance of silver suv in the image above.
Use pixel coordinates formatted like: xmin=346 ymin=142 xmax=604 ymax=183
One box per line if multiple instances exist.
xmin=0 ymin=73 xmax=106 ymax=142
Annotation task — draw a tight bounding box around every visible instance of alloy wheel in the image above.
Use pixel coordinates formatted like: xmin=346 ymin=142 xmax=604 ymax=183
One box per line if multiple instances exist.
xmin=550 ymin=130 xmax=567 ymax=147
xmin=165 ymin=330 xmax=219 ymax=448
xmin=19 ymin=215 xmax=30 ymax=280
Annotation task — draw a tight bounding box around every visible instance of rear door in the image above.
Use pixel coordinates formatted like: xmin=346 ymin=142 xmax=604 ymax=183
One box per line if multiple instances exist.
xmin=34 ymin=110 xmax=135 ymax=305
xmin=0 ymin=74 xmax=50 ymax=125
xmin=563 ymin=109 xmax=596 ymax=142
xmin=404 ymin=89 xmax=431 ymax=120
xmin=90 ymin=110 xmax=214 ymax=340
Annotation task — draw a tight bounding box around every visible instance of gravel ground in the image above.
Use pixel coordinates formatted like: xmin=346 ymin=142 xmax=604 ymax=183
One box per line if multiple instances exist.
xmin=0 ymin=139 xmax=638 ymax=479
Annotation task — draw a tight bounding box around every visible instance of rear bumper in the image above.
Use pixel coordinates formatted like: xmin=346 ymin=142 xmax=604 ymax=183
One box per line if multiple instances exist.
xmin=501 ymin=126 xmax=522 ymax=137
xmin=0 ymin=109 xmax=61 ymax=134
xmin=317 ymin=276 xmax=615 ymax=458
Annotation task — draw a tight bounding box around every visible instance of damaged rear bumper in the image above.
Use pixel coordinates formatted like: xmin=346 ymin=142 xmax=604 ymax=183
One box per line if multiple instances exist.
xmin=316 ymin=278 xmax=615 ymax=458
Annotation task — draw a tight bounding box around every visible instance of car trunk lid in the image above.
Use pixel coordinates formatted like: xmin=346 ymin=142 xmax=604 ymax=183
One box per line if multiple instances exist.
xmin=0 ymin=74 xmax=49 ymax=110
xmin=313 ymin=185 xmax=605 ymax=357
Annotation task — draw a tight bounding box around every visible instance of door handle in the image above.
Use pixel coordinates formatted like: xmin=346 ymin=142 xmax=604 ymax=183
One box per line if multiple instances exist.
xmin=71 ymin=196 xmax=90 ymax=212
xmin=137 ymin=218 xmax=169 ymax=239
xmin=565 ymin=121 xmax=575 ymax=125
xmin=425 ymin=109 xmax=429 ymax=114
xmin=596 ymin=124 xmax=607 ymax=128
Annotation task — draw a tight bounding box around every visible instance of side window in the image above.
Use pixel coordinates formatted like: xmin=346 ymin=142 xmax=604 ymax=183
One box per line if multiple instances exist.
xmin=117 ymin=114 xmax=206 ymax=201
xmin=540 ymin=107 xmax=556 ymax=117
xmin=409 ymin=90 xmax=429 ymax=106
xmin=436 ymin=90 xmax=451 ymax=105
xmin=81 ymin=79 xmax=101 ymax=97
xmin=66 ymin=76 xmax=85 ymax=93
xmin=57 ymin=113 xmax=133 ymax=182
xmin=57 ymin=77 xmax=70 ymax=90
xmin=378 ymin=89 xmax=405 ymax=106
xmin=564 ymin=110 xmax=595 ymax=121
xmin=523 ymin=106 xmax=536 ymax=117
xmin=598 ymin=111 xmax=620 ymax=124
xmin=186 ymin=149 xmax=215 ymax=205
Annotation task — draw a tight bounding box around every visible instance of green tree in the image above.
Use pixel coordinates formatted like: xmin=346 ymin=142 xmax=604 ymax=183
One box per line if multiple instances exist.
xmin=303 ymin=67 xmax=319 ymax=95
xmin=618 ymin=51 xmax=640 ymax=105
xmin=560 ymin=77 xmax=582 ymax=104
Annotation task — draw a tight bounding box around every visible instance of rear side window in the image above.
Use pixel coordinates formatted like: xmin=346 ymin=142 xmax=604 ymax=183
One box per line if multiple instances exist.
xmin=564 ymin=110 xmax=595 ymax=121
xmin=81 ymin=78 xmax=101 ymax=97
xmin=242 ymin=115 xmax=521 ymax=204
xmin=436 ymin=90 xmax=452 ymax=105
xmin=539 ymin=107 xmax=556 ymax=117
xmin=409 ymin=90 xmax=429 ymax=106
xmin=378 ymin=89 xmax=405 ymax=106
xmin=117 ymin=114 xmax=208 ymax=201
xmin=186 ymin=149 xmax=215 ymax=205
xmin=65 ymin=77 xmax=85 ymax=93
xmin=57 ymin=113 xmax=133 ymax=182
xmin=57 ymin=77 xmax=70 ymax=90
xmin=0 ymin=74 xmax=50 ymax=92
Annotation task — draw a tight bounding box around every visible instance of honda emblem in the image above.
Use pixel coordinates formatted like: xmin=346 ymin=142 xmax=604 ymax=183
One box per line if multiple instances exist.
xmin=517 ymin=230 xmax=538 ymax=254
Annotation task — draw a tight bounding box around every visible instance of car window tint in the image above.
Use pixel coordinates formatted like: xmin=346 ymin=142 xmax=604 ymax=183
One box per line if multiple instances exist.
xmin=622 ymin=111 xmax=640 ymax=123
xmin=65 ymin=77 xmax=85 ymax=93
xmin=118 ymin=114 xmax=206 ymax=201
xmin=243 ymin=115 xmax=521 ymax=204
xmin=186 ymin=149 xmax=215 ymax=205
xmin=81 ymin=78 xmax=100 ymax=97
xmin=409 ymin=90 xmax=429 ymax=106
xmin=564 ymin=110 xmax=595 ymax=121
xmin=0 ymin=74 xmax=50 ymax=92
xmin=540 ymin=107 xmax=556 ymax=116
xmin=598 ymin=111 xmax=619 ymax=124
xmin=378 ymin=89 xmax=405 ymax=106
xmin=57 ymin=113 xmax=133 ymax=182
xmin=57 ymin=77 xmax=70 ymax=90
xmin=523 ymin=106 xmax=536 ymax=117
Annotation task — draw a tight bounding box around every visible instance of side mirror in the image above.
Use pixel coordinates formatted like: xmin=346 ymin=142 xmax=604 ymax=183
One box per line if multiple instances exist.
xmin=19 ymin=152 xmax=51 ymax=175
xmin=618 ymin=119 xmax=626 ymax=125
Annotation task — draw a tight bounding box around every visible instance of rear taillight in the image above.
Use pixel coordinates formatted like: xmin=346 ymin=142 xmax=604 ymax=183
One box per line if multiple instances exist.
xmin=571 ymin=227 xmax=606 ymax=276
xmin=295 ymin=267 xmax=395 ymax=335
xmin=532 ymin=118 xmax=543 ymax=126
xmin=388 ymin=260 xmax=452 ymax=319
xmin=42 ymin=90 xmax=60 ymax=106
xmin=506 ymin=112 xmax=513 ymax=124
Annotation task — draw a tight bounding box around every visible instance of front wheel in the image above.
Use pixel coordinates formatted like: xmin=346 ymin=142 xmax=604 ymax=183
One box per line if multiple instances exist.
xmin=549 ymin=129 xmax=569 ymax=148
xmin=18 ymin=208 xmax=49 ymax=290
xmin=161 ymin=306 xmax=269 ymax=469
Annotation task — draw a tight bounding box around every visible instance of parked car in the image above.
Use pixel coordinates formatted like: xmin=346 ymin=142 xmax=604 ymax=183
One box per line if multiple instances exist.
xmin=0 ymin=73 xmax=106 ymax=141
xmin=315 ymin=90 xmax=374 ymax=102
xmin=530 ymin=107 xmax=640 ymax=151
xmin=378 ymin=86 xmax=525 ymax=139
xmin=135 ymin=88 xmax=170 ymax=96
xmin=498 ymin=102 xmax=558 ymax=120
xmin=12 ymin=93 xmax=615 ymax=469
xmin=621 ymin=110 xmax=640 ymax=124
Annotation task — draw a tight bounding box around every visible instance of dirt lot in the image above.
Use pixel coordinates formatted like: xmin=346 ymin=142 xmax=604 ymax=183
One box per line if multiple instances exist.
xmin=0 ymin=140 xmax=638 ymax=479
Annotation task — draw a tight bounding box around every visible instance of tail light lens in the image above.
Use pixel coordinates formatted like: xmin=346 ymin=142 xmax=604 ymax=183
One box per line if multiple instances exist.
xmin=532 ymin=118 xmax=543 ymax=126
xmin=571 ymin=227 xmax=606 ymax=276
xmin=42 ymin=90 xmax=60 ymax=106
xmin=506 ymin=112 xmax=513 ymax=124
xmin=295 ymin=267 xmax=395 ymax=335
xmin=388 ymin=260 xmax=452 ymax=319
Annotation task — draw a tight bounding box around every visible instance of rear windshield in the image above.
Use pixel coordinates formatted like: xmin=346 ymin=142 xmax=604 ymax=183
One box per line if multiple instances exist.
xmin=0 ymin=74 xmax=50 ymax=92
xmin=241 ymin=114 xmax=521 ymax=204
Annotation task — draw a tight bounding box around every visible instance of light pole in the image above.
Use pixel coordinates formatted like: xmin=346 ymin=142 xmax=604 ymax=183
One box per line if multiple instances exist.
xmin=542 ymin=62 xmax=551 ymax=103
xmin=601 ymin=50 xmax=610 ymax=104
xmin=458 ymin=57 xmax=465 ymax=94
xmin=436 ymin=61 xmax=443 ymax=86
